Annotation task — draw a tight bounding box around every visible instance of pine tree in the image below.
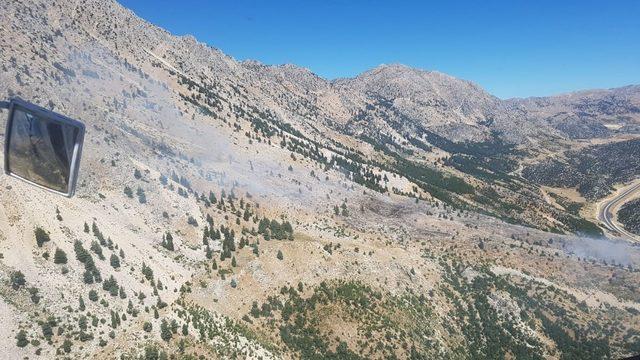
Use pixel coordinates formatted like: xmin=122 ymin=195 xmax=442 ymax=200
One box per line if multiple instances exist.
xmin=124 ymin=186 xmax=133 ymax=198
xmin=74 ymin=240 xmax=89 ymax=262
xmin=250 ymin=301 xmax=260 ymax=318
xmin=110 ymin=254 xmax=121 ymax=268
xmin=137 ymin=187 xmax=147 ymax=204
xmin=163 ymin=232 xmax=174 ymax=251
xmin=78 ymin=315 xmax=88 ymax=330
xmin=34 ymin=227 xmax=50 ymax=247
xmin=341 ymin=202 xmax=349 ymax=216
xmin=277 ymin=250 xmax=284 ymax=260
xmin=84 ymin=222 xmax=90 ymax=233
xmin=11 ymin=271 xmax=25 ymax=289
xmin=159 ymin=174 xmax=168 ymax=185
xmin=41 ymin=322 xmax=53 ymax=340
xmin=15 ymin=330 xmax=28 ymax=348
xmin=202 ymin=233 xmax=209 ymax=246
xmin=83 ymin=270 xmax=94 ymax=284
xmin=27 ymin=287 xmax=40 ymax=304
xmin=90 ymin=241 xmax=105 ymax=260
xmin=141 ymin=262 xmax=154 ymax=281
xmin=160 ymin=319 xmax=172 ymax=341
xmin=62 ymin=339 xmax=72 ymax=353
xmin=54 ymin=248 xmax=67 ymax=264
xmin=231 ymin=256 xmax=237 ymax=267
xmin=110 ymin=310 xmax=121 ymax=328
xmin=79 ymin=296 xmax=86 ymax=311
xmin=103 ymin=275 xmax=119 ymax=296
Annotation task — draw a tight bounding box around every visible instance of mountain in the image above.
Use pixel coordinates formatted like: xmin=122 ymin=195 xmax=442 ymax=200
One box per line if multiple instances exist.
xmin=0 ymin=0 xmax=639 ymax=359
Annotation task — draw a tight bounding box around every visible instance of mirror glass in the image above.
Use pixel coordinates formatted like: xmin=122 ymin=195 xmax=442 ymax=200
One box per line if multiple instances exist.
xmin=6 ymin=107 xmax=81 ymax=194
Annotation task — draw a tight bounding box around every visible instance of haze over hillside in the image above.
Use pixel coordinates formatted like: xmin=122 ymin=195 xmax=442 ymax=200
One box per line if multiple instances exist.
xmin=0 ymin=0 xmax=639 ymax=359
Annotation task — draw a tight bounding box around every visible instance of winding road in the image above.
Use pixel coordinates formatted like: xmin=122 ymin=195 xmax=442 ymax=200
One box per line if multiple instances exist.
xmin=597 ymin=180 xmax=640 ymax=242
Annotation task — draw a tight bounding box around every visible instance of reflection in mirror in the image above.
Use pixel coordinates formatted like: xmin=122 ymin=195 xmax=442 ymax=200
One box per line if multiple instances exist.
xmin=7 ymin=108 xmax=80 ymax=193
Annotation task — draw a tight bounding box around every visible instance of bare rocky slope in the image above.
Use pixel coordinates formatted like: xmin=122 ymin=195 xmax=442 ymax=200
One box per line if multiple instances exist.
xmin=0 ymin=0 xmax=639 ymax=359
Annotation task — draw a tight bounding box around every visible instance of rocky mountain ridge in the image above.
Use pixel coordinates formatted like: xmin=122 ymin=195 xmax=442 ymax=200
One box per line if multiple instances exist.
xmin=65 ymin=0 xmax=640 ymax=146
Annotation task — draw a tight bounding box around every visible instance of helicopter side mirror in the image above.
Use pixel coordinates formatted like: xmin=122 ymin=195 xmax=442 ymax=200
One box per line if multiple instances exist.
xmin=1 ymin=98 xmax=85 ymax=197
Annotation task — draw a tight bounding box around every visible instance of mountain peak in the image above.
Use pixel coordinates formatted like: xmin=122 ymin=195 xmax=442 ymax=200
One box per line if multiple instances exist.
xmin=370 ymin=63 xmax=415 ymax=72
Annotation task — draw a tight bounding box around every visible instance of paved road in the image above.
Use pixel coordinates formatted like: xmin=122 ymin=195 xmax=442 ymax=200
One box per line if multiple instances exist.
xmin=598 ymin=181 xmax=640 ymax=242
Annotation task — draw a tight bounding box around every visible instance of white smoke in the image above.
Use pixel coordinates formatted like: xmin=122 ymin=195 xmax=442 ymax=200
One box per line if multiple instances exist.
xmin=563 ymin=236 xmax=640 ymax=267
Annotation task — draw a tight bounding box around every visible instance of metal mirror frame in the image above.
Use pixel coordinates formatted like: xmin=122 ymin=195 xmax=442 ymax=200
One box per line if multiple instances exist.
xmin=3 ymin=98 xmax=85 ymax=197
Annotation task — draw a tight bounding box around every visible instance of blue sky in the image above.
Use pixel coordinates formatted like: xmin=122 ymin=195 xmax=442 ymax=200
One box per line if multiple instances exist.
xmin=118 ymin=0 xmax=639 ymax=99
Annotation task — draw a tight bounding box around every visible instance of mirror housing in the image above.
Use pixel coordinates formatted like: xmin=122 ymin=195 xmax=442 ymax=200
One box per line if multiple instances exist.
xmin=3 ymin=98 xmax=85 ymax=197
